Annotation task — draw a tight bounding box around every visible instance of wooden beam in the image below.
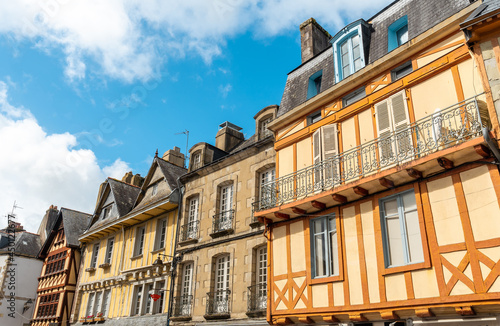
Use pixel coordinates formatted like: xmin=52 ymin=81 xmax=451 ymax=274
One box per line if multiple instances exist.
xmin=322 ymin=315 xmax=339 ymax=323
xmin=353 ymin=186 xmax=368 ymax=197
xmin=379 ymin=177 xmax=394 ymax=188
xmin=274 ymin=212 xmax=290 ymax=220
xmin=311 ymin=200 xmax=326 ymax=210
xmin=332 ymin=194 xmax=347 ymax=203
xmin=415 ymin=308 xmax=434 ymax=318
xmin=455 ymin=306 xmax=475 ymax=316
xmin=380 ymin=311 xmax=400 ymax=320
xmin=291 ymin=207 xmax=306 ymax=215
xmin=276 ymin=317 xmax=293 ymax=325
xmin=406 ymin=168 xmax=423 ymax=179
xmin=349 ymin=313 xmax=367 ymax=322
xmin=298 ymin=317 xmax=315 ymax=324
xmin=474 ymin=144 xmax=491 ymax=158
xmin=437 ymin=157 xmax=454 ymax=169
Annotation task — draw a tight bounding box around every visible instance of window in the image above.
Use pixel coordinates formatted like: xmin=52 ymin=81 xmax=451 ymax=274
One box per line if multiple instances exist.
xmin=391 ymin=61 xmax=413 ymax=81
xmin=388 ymin=16 xmax=408 ymax=51
xmin=155 ymin=218 xmax=167 ymax=250
xmin=44 ymin=251 xmax=66 ymax=275
xmin=374 ymin=90 xmax=411 ymax=162
xmin=259 ymin=168 xmax=275 ymax=205
xmin=214 ymin=184 xmax=234 ymax=234
xmin=332 ymin=20 xmax=368 ymax=82
xmin=152 ymin=183 xmax=158 ymax=196
xmin=86 ymin=292 xmax=95 ymax=318
xmin=191 ymin=152 xmax=201 ymax=170
xmin=145 ymin=284 xmax=154 ymax=314
xmin=134 ymin=226 xmax=146 ymax=257
xmin=258 ymin=115 xmax=273 ymax=140
xmin=155 ymin=281 xmax=166 ymax=314
xmin=312 ymin=125 xmax=339 ymax=187
xmin=93 ymin=291 xmax=102 ymax=316
xmin=102 ymin=289 xmax=111 ymax=317
xmin=255 ymin=246 xmax=267 ymax=309
xmin=104 ymin=238 xmax=114 ymax=264
xmin=342 ymin=88 xmax=366 ymax=107
xmin=219 ymin=184 xmax=233 ymax=215
xmin=187 ymin=197 xmax=199 ymax=239
xmin=311 ymin=214 xmax=339 ymax=278
xmin=211 ymin=255 xmax=230 ymax=314
xmin=36 ymin=293 xmax=58 ymax=318
xmin=179 ymin=262 xmax=194 ymax=315
xmin=307 ymin=70 xmax=323 ymax=99
xmin=133 ymin=285 xmax=143 ymax=315
xmin=102 ymin=205 xmax=112 ymax=219
xmin=380 ymin=190 xmax=423 ymax=267
xmin=90 ymin=243 xmax=100 ymax=268
xmin=307 ymin=111 xmax=322 ymax=125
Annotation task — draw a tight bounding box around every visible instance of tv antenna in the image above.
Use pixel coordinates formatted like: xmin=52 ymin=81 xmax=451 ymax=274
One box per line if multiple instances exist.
xmin=175 ymin=129 xmax=189 ymax=168
xmin=11 ymin=201 xmax=23 ymax=215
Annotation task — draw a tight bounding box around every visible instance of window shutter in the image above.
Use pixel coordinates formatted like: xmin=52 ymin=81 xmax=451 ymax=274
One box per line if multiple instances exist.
xmin=313 ymin=128 xmax=322 ymax=163
xmin=390 ymin=91 xmax=412 ymax=157
xmin=321 ymin=124 xmax=339 ymax=185
xmin=375 ymin=100 xmax=392 ymax=138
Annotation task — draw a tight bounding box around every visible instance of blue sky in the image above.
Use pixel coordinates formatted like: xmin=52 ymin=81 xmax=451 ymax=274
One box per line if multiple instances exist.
xmin=0 ymin=0 xmax=388 ymax=232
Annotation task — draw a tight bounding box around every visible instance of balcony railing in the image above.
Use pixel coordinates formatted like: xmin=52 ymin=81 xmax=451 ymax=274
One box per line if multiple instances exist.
xmin=247 ymin=284 xmax=267 ymax=313
xmin=172 ymin=295 xmax=193 ymax=317
xmin=258 ymin=96 xmax=485 ymax=211
xmin=205 ymin=290 xmax=231 ymax=316
xmin=211 ymin=210 xmax=234 ymax=236
xmin=180 ymin=220 xmax=200 ymax=242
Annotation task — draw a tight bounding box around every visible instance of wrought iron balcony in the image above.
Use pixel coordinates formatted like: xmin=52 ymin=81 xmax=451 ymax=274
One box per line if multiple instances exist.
xmin=205 ymin=290 xmax=231 ymax=317
xmin=257 ymin=96 xmax=486 ymax=211
xmin=211 ymin=210 xmax=234 ymax=237
xmin=247 ymin=284 xmax=267 ymax=314
xmin=172 ymin=295 xmax=193 ymax=318
xmin=180 ymin=220 xmax=200 ymax=242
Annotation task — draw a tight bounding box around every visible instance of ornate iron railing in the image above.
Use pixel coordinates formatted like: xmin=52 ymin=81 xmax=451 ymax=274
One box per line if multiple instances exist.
xmin=172 ymin=295 xmax=193 ymax=317
xmin=206 ymin=290 xmax=231 ymax=315
xmin=212 ymin=210 xmax=234 ymax=234
xmin=258 ymin=96 xmax=485 ymax=210
xmin=180 ymin=220 xmax=200 ymax=242
xmin=247 ymin=284 xmax=267 ymax=312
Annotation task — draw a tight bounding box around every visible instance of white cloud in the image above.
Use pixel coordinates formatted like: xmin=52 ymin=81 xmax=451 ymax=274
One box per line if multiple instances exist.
xmin=0 ymin=82 xmax=131 ymax=232
xmin=218 ymin=83 xmax=232 ymax=98
xmin=0 ymin=0 xmax=388 ymax=83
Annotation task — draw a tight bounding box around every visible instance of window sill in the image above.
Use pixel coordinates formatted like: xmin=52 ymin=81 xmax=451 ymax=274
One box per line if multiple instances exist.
xmin=178 ymin=238 xmax=198 ymax=246
xmin=382 ymin=260 xmax=431 ymax=275
xmin=150 ymin=248 xmax=166 ymax=255
xmin=131 ymin=254 xmax=143 ymax=260
xmin=98 ymin=263 xmax=111 ymax=269
xmin=210 ymin=228 xmax=234 ymax=238
xmin=310 ymin=274 xmax=343 ymax=285
xmin=85 ymin=267 xmax=96 ymax=273
xmin=204 ymin=313 xmax=230 ymax=320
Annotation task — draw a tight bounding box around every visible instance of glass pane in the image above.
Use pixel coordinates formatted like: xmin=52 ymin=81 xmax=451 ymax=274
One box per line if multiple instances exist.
xmin=386 ymin=216 xmax=405 ymax=266
xmin=313 ymin=219 xmax=324 ymax=234
xmin=329 ymin=216 xmax=336 ymax=232
xmin=314 ymin=234 xmax=326 ymax=277
xmin=354 ymin=58 xmax=362 ymax=72
xmin=351 ymin=34 xmax=359 ymax=47
xmin=329 ymin=230 xmax=339 ymax=275
xmin=384 ymin=199 xmax=398 ymax=216
xmin=397 ymin=25 xmax=408 ymax=45
xmin=343 ymin=65 xmax=351 ymax=78
xmin=352 ymin=44 xmax=360 ymax=60
xmin=405 ymin=210 xmax=424 ymax=263
xmin=340 ymin=41 xmax=349 ymax=55
xmin=402 ymin=191 xmax=417 ymax=211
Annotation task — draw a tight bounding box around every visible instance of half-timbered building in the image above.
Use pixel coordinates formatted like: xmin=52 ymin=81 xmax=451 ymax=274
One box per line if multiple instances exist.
xmin=71 ymin=147 xmax=186 ymax=326
xmin=254 ymin=0 xmax=500 ymax=325
xmin=31 ymin=206 xmax=91 ymax=326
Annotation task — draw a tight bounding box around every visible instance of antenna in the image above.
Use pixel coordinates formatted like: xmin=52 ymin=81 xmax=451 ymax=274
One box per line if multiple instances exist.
xmin=175 ymin=129 xmax=189 ymax=168
xmin=11 ymin=201 xmax=23 ymax=215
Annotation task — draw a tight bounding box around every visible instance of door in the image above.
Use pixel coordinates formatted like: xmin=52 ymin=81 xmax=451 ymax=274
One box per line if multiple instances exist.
xmin=214 ymin=255 xmax=230 ymax=313
xmin=187 ymin=197 xmax=198 ymax=239
xmin=256 ymin=247 xmax=267 ymax=310
xmin=180 ymin=263 xmax=193 ymax=315
xmin=219 ymin=185 xmax=233 ymax=231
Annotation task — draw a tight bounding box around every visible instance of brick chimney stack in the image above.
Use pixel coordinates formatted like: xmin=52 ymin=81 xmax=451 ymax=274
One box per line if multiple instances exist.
xmin=300 ymin=18 xmax=332 ymax=63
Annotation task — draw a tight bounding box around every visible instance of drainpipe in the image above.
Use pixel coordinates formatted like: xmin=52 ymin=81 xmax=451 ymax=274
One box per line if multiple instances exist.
xmin=166 ymin=176 xmax=184 ymax=326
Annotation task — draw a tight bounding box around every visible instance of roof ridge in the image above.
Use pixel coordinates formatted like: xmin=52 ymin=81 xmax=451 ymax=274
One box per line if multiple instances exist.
xmin=156 ymin=156 xmax=188 ymax=171
xmin=108 ymin=177 xmax=142 ymax=189
xmin=60 ymin=207 xmax=91 ymax=216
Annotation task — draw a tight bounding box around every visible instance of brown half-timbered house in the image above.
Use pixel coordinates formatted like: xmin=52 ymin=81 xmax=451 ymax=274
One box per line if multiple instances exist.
xmin=31 ymin=206 xmax=91 ymax=326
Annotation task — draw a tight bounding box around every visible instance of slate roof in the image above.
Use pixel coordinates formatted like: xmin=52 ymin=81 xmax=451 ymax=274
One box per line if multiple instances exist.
xmin=0 ymin=231 xmax=42 ymax=258
xmin=277 ymin=0 xmax=473 ymax=117
xmin=461 ymin=0 xmax=500 ymax=28
xmin=60 ymin=208 xmax=91 ymax=247
xmin=156 ymin=157 xmax=188 ymax=189
xmin=108 ymin=178 xmax=141 ymax=217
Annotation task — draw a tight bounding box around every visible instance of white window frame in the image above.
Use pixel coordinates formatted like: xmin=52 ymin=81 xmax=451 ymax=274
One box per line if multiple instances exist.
xmin=102 ymin=289 xmax=111 ymax=317
xmin=155 ymin=218 xmax=167 ymax=250
xmin=154 ymin=281 xmax=166 ymax=314
xmin=101 ymin=205 xmax=112 ymax=220
xmin=86 ymin=292 xmax=95 ymax=318
xmin=310 ymin=214 xmax=339 ymax=278
xmin=214 ymin=255 xmax=230 ymax=309
xmin=133 ymin=285 xmax=143 ymax=315
xmin=191 ymin=152 xmax=201 ymax=170
xmin=187 ymin=196 xmax=199 ymax=239
xmin=380 ymin=189 xmax=424 ymax=268
xmin=332 ymin=21 xmax=367 ymax=83
xmin=134 ymin=226 xmax=146 ymax=257
xmin=312 ymin=124 xmax=339 ymax=188
xmin=255 ymin=246 xmax=267 ymax=309
xmin=90 ymin=243 xmax=100 ymax=268
xmin=104 ymin=238 xmax=114 ymax=265
xmin=259 ymin=168 xmax=275 ymax=201
xmin=152 ymin=183 xmax=158 ymax=197
xmin=258 ymin=115 xmax=273 ymax=140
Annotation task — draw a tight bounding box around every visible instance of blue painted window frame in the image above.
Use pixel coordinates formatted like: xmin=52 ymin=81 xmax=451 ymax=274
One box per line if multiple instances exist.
xmin=307 ymin=70 xmax=323 ymax=99
xmin=310 ymin=214 xmax=339 ymax=279
xmin=388 ymin=16 xmax=408 ymax=52
xmin=379 ymin=189 xmax=424 ymax=268
xmin=331 ymin=20 xmax=366 ymax=83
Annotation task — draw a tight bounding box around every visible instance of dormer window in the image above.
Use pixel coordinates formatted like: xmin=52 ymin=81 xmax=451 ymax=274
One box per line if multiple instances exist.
xmin=258 ymin=115 xmax=273 ymax=140
xmin=388 ymin=16 xmax=408 ymax=52
xmin=307 ymin=70 xmax=323 ymax=99
xmin=332 ymin=20 xmax=368 ymax=83
xmin=152 ymin=183 xmax=158 ymax=196
xmin=102 ymin=205 xmax=112 ymax=220
xmin=191 ymin=152 xmax=201 ymax=170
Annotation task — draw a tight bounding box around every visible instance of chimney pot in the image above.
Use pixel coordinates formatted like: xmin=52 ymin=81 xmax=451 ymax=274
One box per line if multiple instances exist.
xmin=300 ymin=18 xmax=331 ymax=63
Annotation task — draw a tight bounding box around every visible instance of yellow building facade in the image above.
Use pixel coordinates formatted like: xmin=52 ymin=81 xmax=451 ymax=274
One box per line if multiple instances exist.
xmin=254 ymin=0 xmax=500 ymax=325
xmin=70 ymin=149 xmax=186 ymax=325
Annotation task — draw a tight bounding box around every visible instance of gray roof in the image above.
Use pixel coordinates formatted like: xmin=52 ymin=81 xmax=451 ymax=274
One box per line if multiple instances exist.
xmin=278 ymin=0 xmax=473 ymax=117
xmin=108 ymin=178 xmax=141 ymax=217
xmin=0 ymin=231 xmax=42 ymax=258
xmin=60 ymin=208 xmax=91 ymax=247
xmin=156 ymin=157 xmax=188 ymax=189
xmin=461 ymin=0 xmax=500 ymax=28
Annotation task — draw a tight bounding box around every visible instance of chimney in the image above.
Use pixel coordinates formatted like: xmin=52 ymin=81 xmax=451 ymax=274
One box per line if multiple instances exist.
xmin=131 ymin=174 xmax=144 ymax=187
xmin=162 ymin=147 xmax=186 ymax=168
xmin=122 ymin=171 xmax=133 ymax=184
xmin=300 ymin=18 xmax=332 ymax=63
xmin=215 ymin=122 xmax=245 ymax=152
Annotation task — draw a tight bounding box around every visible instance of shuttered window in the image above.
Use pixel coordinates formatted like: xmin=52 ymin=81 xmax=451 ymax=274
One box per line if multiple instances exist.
xmin=312 ymin=124 xmax=339 ymax=188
